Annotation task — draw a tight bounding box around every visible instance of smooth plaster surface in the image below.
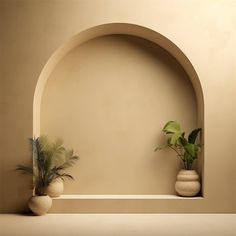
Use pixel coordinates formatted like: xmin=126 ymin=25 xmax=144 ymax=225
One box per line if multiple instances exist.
xmin=0 ymin=0 xmax=236 ymax=213
xmin=0 ymin=214 xmax=235 ymax=236
xmin=41 ymin=34 xmax=197 ymax=195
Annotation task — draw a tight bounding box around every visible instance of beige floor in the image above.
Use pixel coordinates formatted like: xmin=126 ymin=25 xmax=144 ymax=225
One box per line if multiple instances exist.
xmin=0 ymin=214 xmax=235 ymax=236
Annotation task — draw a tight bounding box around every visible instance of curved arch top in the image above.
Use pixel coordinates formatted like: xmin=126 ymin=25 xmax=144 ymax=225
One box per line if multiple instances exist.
xmin=33 ymin=22 xmax=204 ymax=135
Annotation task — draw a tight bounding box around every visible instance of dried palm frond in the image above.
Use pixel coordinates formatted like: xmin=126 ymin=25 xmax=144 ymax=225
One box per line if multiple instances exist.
xmin=16 ymin=136 xmax=79 ymax=196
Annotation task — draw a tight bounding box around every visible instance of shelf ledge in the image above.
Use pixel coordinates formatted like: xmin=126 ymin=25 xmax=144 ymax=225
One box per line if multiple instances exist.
xmin=53 ymin=194 xmax=203 ymax=200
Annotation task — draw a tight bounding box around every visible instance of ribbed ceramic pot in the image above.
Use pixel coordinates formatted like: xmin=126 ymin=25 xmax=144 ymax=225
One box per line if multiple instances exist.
xmin=28 ymin=195 xmax=52 ymax=216
xmin=45 ymin=178 xmax=64 ymax=197
xmin=175 ymin=169 xmax=201 ymax=197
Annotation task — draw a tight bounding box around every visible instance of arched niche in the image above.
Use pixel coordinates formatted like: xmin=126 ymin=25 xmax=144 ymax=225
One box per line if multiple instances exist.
xmin=33 ymin=23 xmax=204 ymax=196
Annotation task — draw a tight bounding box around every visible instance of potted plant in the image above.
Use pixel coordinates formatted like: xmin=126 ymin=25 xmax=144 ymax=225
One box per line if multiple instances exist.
xmin=155 ymin=121 xmax=202 ymax=196
xmin=16 ymin=136 xmax=79 ymax=215
xmin=37 ymin=136 xmax=79 ymax=198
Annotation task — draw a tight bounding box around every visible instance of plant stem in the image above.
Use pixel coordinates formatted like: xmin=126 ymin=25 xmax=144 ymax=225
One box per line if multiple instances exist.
xmin=168 ymin=145 xmax=184 ymax=163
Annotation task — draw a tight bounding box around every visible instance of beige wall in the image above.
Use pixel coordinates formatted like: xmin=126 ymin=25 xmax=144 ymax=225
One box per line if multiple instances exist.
xmin=41 ymin=34 xmax=197 ymax=195
xmin=0 ymin=0 xmax=235 ymax=212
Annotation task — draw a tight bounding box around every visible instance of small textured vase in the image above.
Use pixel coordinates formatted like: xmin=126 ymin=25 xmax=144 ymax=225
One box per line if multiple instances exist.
xmin=28 ymin=195 xmax=52 ymax=216
xmin=45 ymin=178 xmax=64 ymax=197
xmin=175 ymin=169 xmax=201 ymax=197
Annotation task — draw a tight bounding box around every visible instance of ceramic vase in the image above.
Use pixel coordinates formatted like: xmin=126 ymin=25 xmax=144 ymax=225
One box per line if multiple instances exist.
xmin=175 ymin=169 xmax=201 ymax=197
xmin=28 ymin=195 xmax=52 ymax=216
xmin=45 ymin=178 xmax=64 ymax=197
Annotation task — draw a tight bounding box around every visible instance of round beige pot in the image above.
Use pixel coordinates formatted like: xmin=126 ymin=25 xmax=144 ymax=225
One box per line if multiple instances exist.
xmin=45 ymin=178 xmax=64 ymax=197
xmin=28 ymin=195 xmax=52 ymax=216
xmin=175 ymin=169 xmax=201 ymax=197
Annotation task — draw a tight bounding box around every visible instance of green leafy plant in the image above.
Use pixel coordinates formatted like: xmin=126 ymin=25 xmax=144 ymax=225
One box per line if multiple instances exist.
xmin=155 ymin=121 xmax=202 ymax=170
xmin=16 ymin=136 xmax=79 ymax=196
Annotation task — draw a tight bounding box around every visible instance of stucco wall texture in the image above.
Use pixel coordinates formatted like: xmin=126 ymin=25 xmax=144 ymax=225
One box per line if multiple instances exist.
xmin=0 ymin=0 xmax=235 ymax=213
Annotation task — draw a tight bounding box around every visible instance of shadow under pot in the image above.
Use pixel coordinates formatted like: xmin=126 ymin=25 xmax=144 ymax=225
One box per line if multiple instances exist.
xmin=28 ymin=195 xmax=52 ymax=216
xmin=175 ymin=169 xmax=201 ymax=197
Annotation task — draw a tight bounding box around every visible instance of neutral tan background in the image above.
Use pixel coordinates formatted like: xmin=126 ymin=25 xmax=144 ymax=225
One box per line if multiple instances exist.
xmin=41 ymin=34 xmax=197 ymax=194
xmin=0 ymin=0 xmax=235 ymax=212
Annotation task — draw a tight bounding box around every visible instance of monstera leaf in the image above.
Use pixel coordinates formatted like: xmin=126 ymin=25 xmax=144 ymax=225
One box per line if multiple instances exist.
xmin=184 ymin=143 xmax=200 ymax=159
xmin=163 ymin=121 xmax=184 ymax=146
xmin=163 ymin=121 xmax=181 ymax=134
xmin=156 ymin=121 xmax=202 ymax=170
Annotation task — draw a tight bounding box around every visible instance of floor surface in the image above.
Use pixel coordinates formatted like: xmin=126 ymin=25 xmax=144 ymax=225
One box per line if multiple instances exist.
xmin=0 ymin=214 xmax=235 ymax=236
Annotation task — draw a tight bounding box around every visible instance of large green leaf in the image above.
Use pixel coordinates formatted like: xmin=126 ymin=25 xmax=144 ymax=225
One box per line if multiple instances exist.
xmin=179 ymin=136 xmax=188 ymax=146
xmin=184 ymin=143 xmax=196 ymax=157
xmin=169 ymin=132 xmax=183 ymax=145
xmin=188 ymin=128 xmax=202 ymax=144
xmin=163 ymin=121 xmax=181 ymax=134
xmin=184 ymin=143 xmax=200 ymax=158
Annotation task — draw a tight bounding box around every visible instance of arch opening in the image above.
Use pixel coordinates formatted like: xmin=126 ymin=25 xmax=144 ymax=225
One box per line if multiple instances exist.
xmin=33 ymin=23 xmax=204 ymax=196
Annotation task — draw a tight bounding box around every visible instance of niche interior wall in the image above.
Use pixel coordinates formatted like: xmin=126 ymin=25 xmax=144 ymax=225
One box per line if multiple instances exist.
xmin=1 ymin=0 xmax=235 ymax=214
xmin=34 ymin=23 xmax=205 ymax=212
xmin=40 ymin=34 xmax=199 ymax=195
